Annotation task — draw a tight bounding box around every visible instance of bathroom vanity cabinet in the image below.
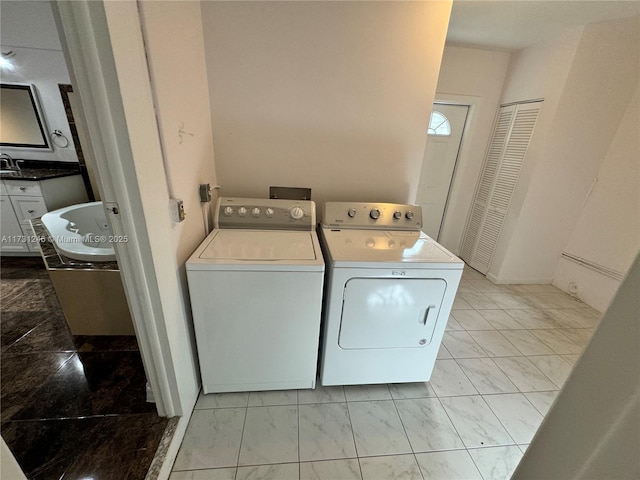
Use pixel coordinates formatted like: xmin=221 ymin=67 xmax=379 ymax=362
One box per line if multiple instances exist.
xmin=0 ymin=175 xmax=88 ymax=255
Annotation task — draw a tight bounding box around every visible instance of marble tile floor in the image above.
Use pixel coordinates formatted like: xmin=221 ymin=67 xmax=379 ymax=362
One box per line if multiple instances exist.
xmin=170 ymin=267 xmax=600 ymax=480
xmin=1 ymin=256 xmax=168 ymax=479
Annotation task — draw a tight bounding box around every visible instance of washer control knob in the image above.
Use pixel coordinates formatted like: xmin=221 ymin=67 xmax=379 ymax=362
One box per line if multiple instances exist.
xmin=238 ymin=207 xmax=247 ymax=217
xmin=224 ymin=206 xmax=234 ymax=216
xmin=265 ymin=208 xmax=274 ymax=217
xmin=347 ymin=208 xmax=357 ymax=218
xmin=405 ymin=211 xmax=414 ymax=220
xmin=290 ymin=206 xmax=304 ymax=220
xmin=370 ymin=208 xmax=381 ymax=220
xmin=252 ymin=208 xmax=261 ymax=217
xmin=393 ymin=211 xmax=402 ymax=220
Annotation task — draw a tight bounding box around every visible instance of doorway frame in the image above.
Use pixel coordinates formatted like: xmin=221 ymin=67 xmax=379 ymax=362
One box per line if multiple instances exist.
xmin=52 ymin=1 xmax=184 ymax=418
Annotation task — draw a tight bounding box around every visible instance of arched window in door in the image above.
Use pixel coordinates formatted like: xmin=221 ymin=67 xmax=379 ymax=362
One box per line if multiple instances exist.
xmin=427 ymin=110 xmax=451 ymax=136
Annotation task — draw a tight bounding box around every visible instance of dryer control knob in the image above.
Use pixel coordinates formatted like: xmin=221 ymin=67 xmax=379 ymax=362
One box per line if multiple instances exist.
xmin=347 ymin=208 xmax=357 ymax=218
xmin=224 ymin=206 xmax=234 ymax=216
xmin=405 ymin=211 xmax=414 ymax=220
xmin=393 ymin=211 xmax=402 ymax=219
xmin=265 ymin=208 xmax=274 ymax=217
xmin=238 ymin=207 xmax=247 ymax=217
xmin=290 ymin=206 xmax=304 ymax=220
xmin=252 ymin=208 xmax=261 ymax=217
xmin=370 ymin=208 xmax=381 ymax=220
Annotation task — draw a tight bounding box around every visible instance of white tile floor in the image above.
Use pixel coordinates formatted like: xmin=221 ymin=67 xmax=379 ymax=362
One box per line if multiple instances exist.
xmin=170 ymin=268 xmax=600 ymax=480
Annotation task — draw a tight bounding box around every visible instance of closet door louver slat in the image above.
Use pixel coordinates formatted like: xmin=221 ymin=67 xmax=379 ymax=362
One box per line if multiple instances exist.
xmin=460 ymin=106 xmax=514 ymax=261
xmin=461 ymin=102 xmax=542 ymax=274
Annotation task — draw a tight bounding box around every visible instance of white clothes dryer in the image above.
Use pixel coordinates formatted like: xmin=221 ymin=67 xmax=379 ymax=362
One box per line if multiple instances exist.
xmin=318 ymin=202 xmax=463 ymax=386
xmin=186 ymin=197 xmax=324 ymax=393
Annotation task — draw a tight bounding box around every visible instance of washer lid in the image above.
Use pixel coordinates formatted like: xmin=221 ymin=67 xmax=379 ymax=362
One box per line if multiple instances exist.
xmin=321 ymin=229 xmax=462 ymax=265
xmin=200 ymin=230 xmax=317 ymax=260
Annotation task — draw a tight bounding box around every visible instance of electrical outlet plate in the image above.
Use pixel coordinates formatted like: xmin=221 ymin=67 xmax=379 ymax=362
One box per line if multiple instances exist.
xmin=171 ymin=198 xmax=186 ymax=222
xmin=199 ymin=183 xmax=212 ymax=202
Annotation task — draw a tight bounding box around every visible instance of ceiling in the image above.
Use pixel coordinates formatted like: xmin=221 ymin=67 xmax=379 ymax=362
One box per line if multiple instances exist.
xmin=2 ymin=1 xmax=638 ymax=55
xmin=447 ymin=0 xmax=640 ymax=51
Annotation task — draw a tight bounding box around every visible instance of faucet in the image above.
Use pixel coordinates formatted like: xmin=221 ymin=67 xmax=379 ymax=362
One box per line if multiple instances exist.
xmin=0 ymin=153 xmax=20 ymax=171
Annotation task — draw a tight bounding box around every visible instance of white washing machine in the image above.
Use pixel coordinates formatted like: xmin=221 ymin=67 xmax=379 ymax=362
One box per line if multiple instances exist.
xmin=318 ymin=202 xmax=464 ymax=386
xmin=186 ymin=197 xmax=324 ymax=393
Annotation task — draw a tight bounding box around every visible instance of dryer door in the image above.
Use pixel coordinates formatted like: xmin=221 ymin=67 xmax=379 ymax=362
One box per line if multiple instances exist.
xmin=338 ymin=278 xmax=447 ymax=349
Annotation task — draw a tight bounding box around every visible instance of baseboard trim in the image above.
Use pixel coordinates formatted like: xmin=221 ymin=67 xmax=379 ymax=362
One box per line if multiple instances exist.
xmin=487 ymin=272 xmax=552 ymax=285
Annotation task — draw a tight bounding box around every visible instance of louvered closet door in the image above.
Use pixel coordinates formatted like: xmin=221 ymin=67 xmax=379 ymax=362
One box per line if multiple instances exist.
xmin=461 ymin=102 xmax=542 ymax=274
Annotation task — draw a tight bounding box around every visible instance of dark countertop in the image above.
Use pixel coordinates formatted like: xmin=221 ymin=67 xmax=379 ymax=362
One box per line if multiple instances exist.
xmin=0 ymin=160 xmax=82 ymax=181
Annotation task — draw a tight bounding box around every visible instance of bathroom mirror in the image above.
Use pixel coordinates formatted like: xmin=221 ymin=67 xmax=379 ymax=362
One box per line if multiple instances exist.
xmin=0 ymin=83 xmax=51 ymax=149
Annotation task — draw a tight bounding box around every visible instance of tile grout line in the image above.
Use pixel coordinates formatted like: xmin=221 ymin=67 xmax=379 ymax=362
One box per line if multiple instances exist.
xmin=232 ymin=399 xmax=250 ymax=479
xmin=481 ymin=393 xmax=533 ymax=448
xmin=342 ymin=394 xmax=365 ymax=480
xmin=296 ymin=390 xmax=300 ymax=467
xmin=389 ymin=396 xmax=427 ymax=480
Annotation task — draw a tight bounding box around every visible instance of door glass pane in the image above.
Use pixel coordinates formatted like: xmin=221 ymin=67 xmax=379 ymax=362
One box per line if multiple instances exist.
xmin=427 ymin=111 xmax=451 ymax=136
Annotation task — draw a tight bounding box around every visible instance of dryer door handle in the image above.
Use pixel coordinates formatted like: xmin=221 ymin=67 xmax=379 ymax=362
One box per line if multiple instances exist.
xmin=422 ymin=305 xmax=436 ymax=325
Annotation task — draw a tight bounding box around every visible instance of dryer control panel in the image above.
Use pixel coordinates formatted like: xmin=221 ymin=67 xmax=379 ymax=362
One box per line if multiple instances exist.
xmin=215 ymin=197 xmax=316 ymax=230
xmin=322 ymin=202 xmax=422 ymax=230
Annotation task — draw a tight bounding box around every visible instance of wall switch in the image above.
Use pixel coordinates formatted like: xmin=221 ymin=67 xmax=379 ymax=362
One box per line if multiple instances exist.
xmin=199 ymin=183 xmax=212 ymax=202
xmin=171 ymin=198 xmax=186 ymax=222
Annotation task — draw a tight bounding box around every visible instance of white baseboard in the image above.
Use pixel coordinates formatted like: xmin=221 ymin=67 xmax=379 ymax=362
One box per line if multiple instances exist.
xmin=486 ymin=272 xmax=552 ymax=285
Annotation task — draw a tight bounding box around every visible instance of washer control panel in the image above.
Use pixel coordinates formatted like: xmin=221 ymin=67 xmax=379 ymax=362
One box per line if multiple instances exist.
xmin=215 ymin=197 xmax=316 ymax=230
xmin=322 ymin=202 xmax=422 ymax=231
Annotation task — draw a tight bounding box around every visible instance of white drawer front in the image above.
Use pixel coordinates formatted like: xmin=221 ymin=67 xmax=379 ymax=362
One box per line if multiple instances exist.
xmin=4 ymin=180 xmax=43 ymax=197
xmin=0 ymin=197 xmax=29 ymax=253
xmin=10 ymin=196 xmax=48 ymax=224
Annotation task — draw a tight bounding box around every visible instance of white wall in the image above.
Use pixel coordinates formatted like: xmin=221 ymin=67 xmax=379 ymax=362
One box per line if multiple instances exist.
xmin=137 ymin=0 xmax=218 ymax=405
xmin=488 ymin=16 xmax=639 ymax=287
xmin=433 ymin=45 xmax=511 ymax=253
xmin=553 ymin=84 xmax=640 ymax=312
xmin=1 ymin=438 xmax=27 ymax=480
xmin=485 ymin=27 xmax=583 ymax=283
xmin=139 ymin=1 xmax=218 ymax=264
xmin=0 ymin=1 xmax=78 ymax=162
xmin=201 ymin=1 xmax=452 ymax=209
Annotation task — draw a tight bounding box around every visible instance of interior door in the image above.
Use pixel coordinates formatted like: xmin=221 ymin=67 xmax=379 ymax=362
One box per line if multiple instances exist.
xmin=460 ymin=102 xmax=542 ymax=274
xmin=338 ymin=278 xmax=446 ymax=349
xmin=416 ymin=103 xmax=470 ymax=240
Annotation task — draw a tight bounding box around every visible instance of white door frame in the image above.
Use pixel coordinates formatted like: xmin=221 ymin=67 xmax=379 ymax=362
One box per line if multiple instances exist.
xmin=52 ymin=1 xmax=181 ymax=417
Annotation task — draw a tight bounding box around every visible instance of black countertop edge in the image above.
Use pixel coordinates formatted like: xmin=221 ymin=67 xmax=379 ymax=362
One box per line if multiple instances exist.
xmin=1 ymin=160 xmax=82 ymax=181
xmin=30 ymin=220 xmax=120 ymax=271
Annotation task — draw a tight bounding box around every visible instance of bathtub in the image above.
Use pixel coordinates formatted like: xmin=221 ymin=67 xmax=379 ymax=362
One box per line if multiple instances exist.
xmin=40 ymin=201 xmax=117 ymax=262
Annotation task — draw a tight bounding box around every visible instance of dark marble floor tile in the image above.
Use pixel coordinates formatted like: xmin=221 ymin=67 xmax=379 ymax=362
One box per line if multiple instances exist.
xmin=2 ymin=417 xmax=102 ymax=480
xmin=39 ymin=280 xmax=64 ymax=311
xmin=1 ymin=352 xmax=73 ymax=421
xmin=0 ymin=257 xmax=47 ymax=280
xmin=4 ymin=311 xmax=75 ymax=354
xmin=2 ymin=413 xmax=167 ymax=480
xmin=62 ymin=413 xmax=168 ymax=480
xmin=74 ymin=334 xmax=139 ymax=352
xmin=12 ymin=351 xmax=156 ymax=421
xmin=1 ymin=311 xmax=44 ymax=351
xmin=1 ymin=279 xmax=60 ymax=312
xmin=0 ymin=279 xmax=31 ymax=308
